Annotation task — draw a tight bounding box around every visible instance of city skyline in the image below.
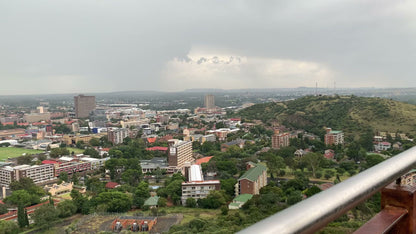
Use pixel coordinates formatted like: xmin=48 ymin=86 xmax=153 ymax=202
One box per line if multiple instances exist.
xmin=1 ymin=1 xmax=416 ymax=95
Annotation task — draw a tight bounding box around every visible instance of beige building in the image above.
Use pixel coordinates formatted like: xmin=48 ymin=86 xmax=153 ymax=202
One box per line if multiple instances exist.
xmin=23 ymin=113 xmax=51 ymax=123
xmin=204 ymin=94 xmax=215 ymax=109
xmin=271 ymin=130 xmax=290 ymax=149
xmin=0 ymin=164 xmax=55 ymax=188
xmin=168 ymin=139 xmax=193 ymax=172
xmin=44 ymin=182 xmax=73 ymax=196
xmin=74 ymin=95 xmax=96 ymax=118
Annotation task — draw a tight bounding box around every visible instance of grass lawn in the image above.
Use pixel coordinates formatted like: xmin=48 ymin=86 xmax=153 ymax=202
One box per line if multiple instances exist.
xmin=0 ymin=147 xmax=44 ymax=160
xmin=67 ymin=147 xmax=84 ymax=154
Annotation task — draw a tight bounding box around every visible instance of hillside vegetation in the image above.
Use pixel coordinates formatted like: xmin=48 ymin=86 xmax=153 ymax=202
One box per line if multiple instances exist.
xmin=237 ymin=95 xmax=416 ymax=138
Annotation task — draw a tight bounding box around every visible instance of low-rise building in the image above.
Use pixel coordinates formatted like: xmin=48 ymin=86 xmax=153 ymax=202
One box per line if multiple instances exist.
xmin=228 ymin=194 xmax=253 ymax=210
xmin=235 ymin=163 xmax=267 ymax=196
xmin=181 ymin=164 xmax=220 ymax=205
xmin=44 ymin=182 xmax=73 ymax=196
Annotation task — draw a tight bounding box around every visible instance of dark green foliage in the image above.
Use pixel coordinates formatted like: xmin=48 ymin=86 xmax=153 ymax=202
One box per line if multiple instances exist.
xmin=83 ymin=148 xmax=100 ymax=158
xmin=86 ymin=177 xmax=105 ymax=194
xmin=287 ymin=190 xmax=303 ymax=205
xmin=17 ymin=205 xmax=28 ymax=228
xmin=304 ymin=185 xmax=322 ymax=197
xmin=0 ymin=220 xmax=19 ymax=234
xmin=91 ymin=191 xmax=132 ymax=212
xmin=4 ymin=190 xmax=40 ymax=207
xmin=32 ymin=204 xmax=59 ymax=229
xmin=50 ymin=147 xmax=70 ymax=158
xmin=0 ymin=203 xmax=8 ymax=215
xmin=220 ymin=178 xmax=237 ymax=197
xmin=70 ymin=189 xmax=90 ymax=214
xmin=59 ymin=171 xmax=69 ymax=182
xmin=56 ymin=200 xmax=77 ymax=218
xmin=186 ymin=198 xmax=197 ymax=208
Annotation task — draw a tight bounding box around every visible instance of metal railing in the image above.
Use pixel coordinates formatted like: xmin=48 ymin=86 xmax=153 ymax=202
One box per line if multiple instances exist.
xmin=238 ymin=146 xmax=416 ymax=234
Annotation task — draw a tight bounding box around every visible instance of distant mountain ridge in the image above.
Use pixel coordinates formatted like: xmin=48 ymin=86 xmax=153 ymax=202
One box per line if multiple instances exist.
xmin=237 ymin=95 xmax=416 ymax=138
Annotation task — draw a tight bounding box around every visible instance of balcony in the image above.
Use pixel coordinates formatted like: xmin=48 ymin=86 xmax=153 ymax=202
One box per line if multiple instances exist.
xmin=238 ymin=147 xmax=416 ymax=234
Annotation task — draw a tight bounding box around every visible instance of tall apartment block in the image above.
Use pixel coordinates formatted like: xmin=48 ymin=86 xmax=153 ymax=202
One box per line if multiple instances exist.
xmin=271 ymin=130 xmax=290 ymax=149
xmin=108 ymin=128 xmax=129 ymax=145
xmin=168 ymin=139 xmax=193 ymax=172
xmin=324 ymin=128 xmax=344 ymax=145
xmin=0 ymin=164 xmax=55 ymax=188
xmin=204 ymin=94 xmax=215 ymax=109
xmin=74 ymin=94 xmax=96 ymax=118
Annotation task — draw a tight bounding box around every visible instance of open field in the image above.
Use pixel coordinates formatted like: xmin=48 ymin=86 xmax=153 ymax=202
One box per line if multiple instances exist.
xmin=67 ymin=147 xmax=84 ymax=154
xmin=0 ymin=147 xmax=43 ymax=160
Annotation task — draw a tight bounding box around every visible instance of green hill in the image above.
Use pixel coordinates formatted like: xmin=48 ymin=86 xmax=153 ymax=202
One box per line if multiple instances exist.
xmin=237 ymin=95 xmax=416 ymax=138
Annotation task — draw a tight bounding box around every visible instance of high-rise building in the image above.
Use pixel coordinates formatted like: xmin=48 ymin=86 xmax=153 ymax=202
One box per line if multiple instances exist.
xmin=168 ymin=139 xmax=193 ymax=170
xmin=107 ymin=128 xmax=129 ymax=145
xmin=74 ymin=95 xmax=96 ymax=118
xmin=204 ymin=94 xmax=215 ymax=109
xmin=324 ymin=128 xmax=344 ymax=145
xmin=271 ymin=130 xmax=290 ymax=149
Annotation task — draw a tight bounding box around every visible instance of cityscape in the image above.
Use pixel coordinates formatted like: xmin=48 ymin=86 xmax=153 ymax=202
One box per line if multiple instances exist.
xmin=2 ymin=1 xmax=416 ymax=233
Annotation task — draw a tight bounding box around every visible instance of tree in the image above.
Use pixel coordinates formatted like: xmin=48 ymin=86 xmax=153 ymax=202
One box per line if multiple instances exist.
xmin=89 ymin=138 xmax=100 ymax=146
xmin=198 ymin=190 xmax=227 ymax=209
xmin=0 ymin=203 xmax=8 ymax=215
xmin=72 ymin=172 xmax=79 ymax=185
xmin=17 ymin=155 xmax=33 ymax=165
xmin=56 ymin=200 xmax=77 ymax=218
xmin=32 ymin=204 xmax=59 ymax=229
xmin=287 ymin=190 xmax=303 ymax=205
xmin=121 ymin=169 xmax=142 ymax=186
xmin=301 ymin=153 xmax=324 ymax=178
xmin=50 ymin=148 xmax=70 ymax=158
xmin=304 ymin=185 xmax=322 ymax=197
xmin=83 ymin=148 xmax=100 ymax=158
xmin=4 ymin=190 xmax=37 ymax=207
xmin=186 ymin=198 xmax=197 ymax=208
xmin=91 ymin=191 xmax=132 ymax=212
xmin=266 ymin=155 xmax=285 ymax=178
xmin=17 ymin=205 xmax=28 ymax=228
xmin=158 ymin=197 xmax=167 ymax=207
xmin=0 ymin=220 xmax=19 ymax=234
xmin=59 ymin=171 xmax=69 ymax=183
xmin=220 ymin=178 xmax=237 ymax=197
xmin=133 ymin=181 xmax=150 ymax=208
xmin=70 ymin=189 xmax=90 ymax=214
xmin=86 ymin=177 xmax=105 ymax=194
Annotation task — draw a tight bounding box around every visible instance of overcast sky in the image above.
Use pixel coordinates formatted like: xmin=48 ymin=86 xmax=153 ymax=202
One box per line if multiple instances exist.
xmin=1 ymin=0 xmax=416 ymax=95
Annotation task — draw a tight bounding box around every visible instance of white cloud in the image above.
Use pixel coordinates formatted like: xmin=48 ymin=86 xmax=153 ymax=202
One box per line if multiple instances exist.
xmin=161 ymin=47 xmax=334 ymax=90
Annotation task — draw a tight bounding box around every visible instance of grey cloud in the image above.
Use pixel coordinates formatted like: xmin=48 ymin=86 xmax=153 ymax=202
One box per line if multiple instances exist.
xmin=0 ymin=0 xmax=415 ymax=94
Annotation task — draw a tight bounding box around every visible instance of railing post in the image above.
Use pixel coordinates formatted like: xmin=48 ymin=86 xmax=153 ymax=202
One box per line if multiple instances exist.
xmin=381 ymin=183 xmax=416 ymax=233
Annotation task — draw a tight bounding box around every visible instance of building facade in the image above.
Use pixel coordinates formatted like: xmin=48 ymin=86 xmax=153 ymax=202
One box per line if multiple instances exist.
xmin=0 ymin=164 xmax=55 ymax=188
xmin=181 ymin=164 xmax=220 ymax=205
xmin=107 ymin=128 xmax=129 ymax=145
xmin=74 ymin=95 xmax=96 ymax=118
xmin=324 ymin=128 xmax=344 ymax=145
xmin=204 ymin=94 xmax=215 ymax=109
xmin=168 ymin=139 xmax=193 ymax=171
xmin=235 ymin=163 xmax=267 ymax=196
xmin=271 ymin=130 xmax=290 ymax=149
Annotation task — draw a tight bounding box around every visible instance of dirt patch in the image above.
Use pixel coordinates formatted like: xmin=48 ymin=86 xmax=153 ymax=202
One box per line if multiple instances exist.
xmin=150 ymin=214 xmax=183 ymax=233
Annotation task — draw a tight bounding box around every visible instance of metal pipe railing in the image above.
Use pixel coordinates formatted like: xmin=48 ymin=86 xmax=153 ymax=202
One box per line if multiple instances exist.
xmin=238 ymin=146 xmax=416 ymax=234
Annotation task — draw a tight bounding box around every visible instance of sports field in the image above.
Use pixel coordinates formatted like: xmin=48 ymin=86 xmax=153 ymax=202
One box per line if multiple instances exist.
xmin=0 ymin=147 xmax=43 ymax=160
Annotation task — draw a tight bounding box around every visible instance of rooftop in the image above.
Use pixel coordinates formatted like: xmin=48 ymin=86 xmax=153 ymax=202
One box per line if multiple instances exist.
xmin=239 ymin=163 xmax=267 ymax=182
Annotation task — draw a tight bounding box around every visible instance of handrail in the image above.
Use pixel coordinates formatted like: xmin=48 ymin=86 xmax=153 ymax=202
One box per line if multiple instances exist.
xmin=238 ymin=146 xmax=416 ymax=234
